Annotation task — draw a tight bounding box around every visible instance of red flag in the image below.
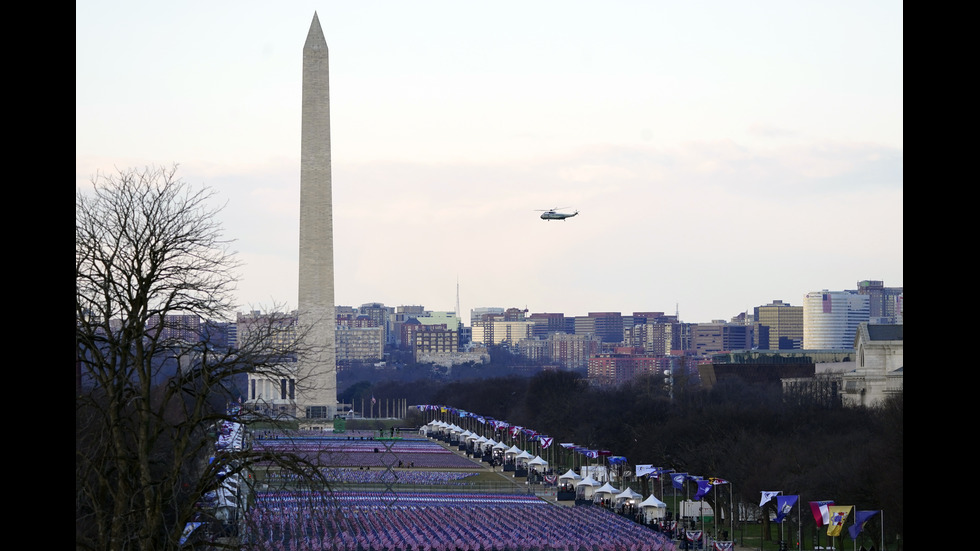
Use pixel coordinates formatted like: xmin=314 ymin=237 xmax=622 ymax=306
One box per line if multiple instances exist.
xmin=809 ymin=500 xmax=835 ymax=527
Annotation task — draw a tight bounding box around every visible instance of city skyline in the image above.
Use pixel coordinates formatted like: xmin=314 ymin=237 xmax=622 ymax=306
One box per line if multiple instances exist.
xmin=76 ymin=2 xmax=903 ymax=324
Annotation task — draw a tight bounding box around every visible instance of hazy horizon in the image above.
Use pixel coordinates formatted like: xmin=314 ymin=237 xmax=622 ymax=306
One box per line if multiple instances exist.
xmin=77 ymin=2 xmax=903 ymax=324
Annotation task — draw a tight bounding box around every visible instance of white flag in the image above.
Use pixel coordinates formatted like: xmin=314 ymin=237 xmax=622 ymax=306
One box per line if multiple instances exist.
xmin=760 ymin=491 xmax=781 ymax=507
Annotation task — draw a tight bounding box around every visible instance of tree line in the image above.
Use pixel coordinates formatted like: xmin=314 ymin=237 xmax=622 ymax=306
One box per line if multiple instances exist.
xmin=369 ymin=369 xmax=903 ymax=546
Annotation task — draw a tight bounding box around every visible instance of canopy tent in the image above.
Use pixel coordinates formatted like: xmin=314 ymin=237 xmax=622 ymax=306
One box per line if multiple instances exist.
xmin=575 ymin=476 xmax=601 ymax=500
xmin=558 ymin=469 xmax=581 ymax=492
xmin=423 ymin=420 xmax=447 ymax=437
xmin=528 ymin=456 xmax=548 ymax=472
xmin=614 ymin=487 xmax=644 ymax=510
xmin=492 ymin=441 xmax=509 ymax=451
xmin=594 ymin=482 xmax=621 ymax=502
xmin=639 ymin=494 xmax=668 ymax=522
xmin=503 ymin=446 xmax=523 ymax=468
xmin=515 ymin=450 xmax=533 ymax=467
xmin=558 ymin=469 xmax=581 ymax=483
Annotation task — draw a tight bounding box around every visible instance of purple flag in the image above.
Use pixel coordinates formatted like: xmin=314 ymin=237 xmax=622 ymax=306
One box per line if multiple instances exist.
xmin=848 ymin=510 xmax=880 ymax=540
xmin=694 ymin=479 xmax=712 ymax=500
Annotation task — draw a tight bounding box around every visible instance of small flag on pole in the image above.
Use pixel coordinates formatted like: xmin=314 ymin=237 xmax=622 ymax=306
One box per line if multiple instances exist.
xmin=827 ymin=506 xmax=853 ymax=537
xmin=848 ymin=510 xmax=880 ymax=540
xmin=809 ymin=500 xmax=835 ymax=527
xmin=774 ymin=495 xmax=799 ymax=523
xmin=760 ymin=491 xmax=780 ymax=507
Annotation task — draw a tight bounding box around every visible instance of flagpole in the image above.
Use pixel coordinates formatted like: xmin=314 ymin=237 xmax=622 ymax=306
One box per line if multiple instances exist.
xmin=671 ymin=479 xmax=680 ymax=536
xmin=729 ymin=483 xmax=734 ymax=546
xmin=713 ymin=483 xmax=718 ymax=542
xmin=777 ymin=491 xmax=783 ymax=551
xmin=780 ymin=508 xmax=784 ymax=551
xmin=880 ymin=510 xmax=884 ymax=551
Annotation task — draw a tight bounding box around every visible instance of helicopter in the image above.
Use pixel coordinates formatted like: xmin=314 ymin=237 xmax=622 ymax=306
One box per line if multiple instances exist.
xmin=536 ymin=207 xmax=579 ymax=221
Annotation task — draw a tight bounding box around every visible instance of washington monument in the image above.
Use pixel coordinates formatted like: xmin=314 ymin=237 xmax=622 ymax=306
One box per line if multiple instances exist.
xmin=297 ymin=12 xmax=336 ymax=419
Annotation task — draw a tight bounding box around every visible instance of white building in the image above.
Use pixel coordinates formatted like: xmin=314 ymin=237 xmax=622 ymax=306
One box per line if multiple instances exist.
xmin=840 ymin=323 xmax=903 ymax=407
xmin=803 ymin=290 xmax=870 ymax=349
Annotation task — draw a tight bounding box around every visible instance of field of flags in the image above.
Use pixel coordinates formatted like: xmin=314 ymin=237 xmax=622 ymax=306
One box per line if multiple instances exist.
xmin=240 ymin=431 xmax=676 ymax=551
xmin=189 ymin=402 xmax=889 ymax=550
xmin=246 ymin=490 xmax=675 ymax=550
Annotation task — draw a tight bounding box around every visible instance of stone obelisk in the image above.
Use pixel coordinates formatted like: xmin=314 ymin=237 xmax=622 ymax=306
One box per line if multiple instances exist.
xmin=297 ymin=12 xmax=336 ymax=419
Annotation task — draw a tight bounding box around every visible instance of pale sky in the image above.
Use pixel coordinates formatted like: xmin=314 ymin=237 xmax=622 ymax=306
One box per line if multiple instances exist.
xmin=76 ymin=1 xmax=903 ymax=324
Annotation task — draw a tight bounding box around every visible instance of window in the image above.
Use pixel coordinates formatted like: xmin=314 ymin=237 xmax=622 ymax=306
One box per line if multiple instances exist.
xmin=306 ymin=406 xmax=328 ymax=419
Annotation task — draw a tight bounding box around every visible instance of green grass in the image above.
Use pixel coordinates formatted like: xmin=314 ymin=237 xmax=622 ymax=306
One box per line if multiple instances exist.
xmin=681 ymin=519 xmax=874 ymax=551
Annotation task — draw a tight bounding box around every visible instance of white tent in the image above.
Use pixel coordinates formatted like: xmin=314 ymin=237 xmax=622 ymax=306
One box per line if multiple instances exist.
xmin=528 ymin=455 xmax=548 ymax=467
xmin=615 ymin=487 xmax=643 ymax=504
xmin=503 ymin=446 xmax=523 ymax=467
xmin=575 ymin=476 xmax=601 ymax=500
xmin=639 ymin=494 xmax=668 ymax=521
xmin=558 ymin=469 xmax=581 ymax=483
xmin=435 ymin=421 xmax=451 ymax=437
xmin=558 ymin=469 xmax=581 ymax=491
xmin=594 ymin=482 xmax=621 ymax=503
xmin=515 ymin=450 xmax=533 ymax=467
xmin=614 ymin=487 xmax=643 ymax=512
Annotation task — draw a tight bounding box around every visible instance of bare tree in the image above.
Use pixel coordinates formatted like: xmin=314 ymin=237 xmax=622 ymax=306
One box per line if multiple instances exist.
xmin=76 ymin=166 xmax=327 ymax=551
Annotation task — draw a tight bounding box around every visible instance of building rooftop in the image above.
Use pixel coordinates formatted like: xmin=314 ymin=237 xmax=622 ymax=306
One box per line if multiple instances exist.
xmin=866 ymin=324 xmax=903 ymax=341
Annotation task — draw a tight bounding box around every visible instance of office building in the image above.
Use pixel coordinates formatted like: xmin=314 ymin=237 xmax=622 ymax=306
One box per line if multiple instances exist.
xmin=803 ymin=290 xmax=870 ymax=349
xmin=549 ymin=332 xmax=601 ymax=370
xmin=754 ymin=300 xmax=804 ymax=350
xmin=692 ymin=322 xmax=754 ymax=356
xmin=856 ymin=280 xmax=903 ymax=323
xmin=335 ymin=326 xmax=384 ymax=365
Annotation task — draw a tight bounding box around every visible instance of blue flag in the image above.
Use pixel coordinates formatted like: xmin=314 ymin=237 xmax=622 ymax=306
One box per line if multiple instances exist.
xmin=694 ymin=479 xmax=712 ymax=500
xmin=848 ymin=510 xmax=880 ymax=540
xmin=672 ymin=473 xmax=688 ymax=490
xmin=774 ymin=495 xmax=799 ymax=523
